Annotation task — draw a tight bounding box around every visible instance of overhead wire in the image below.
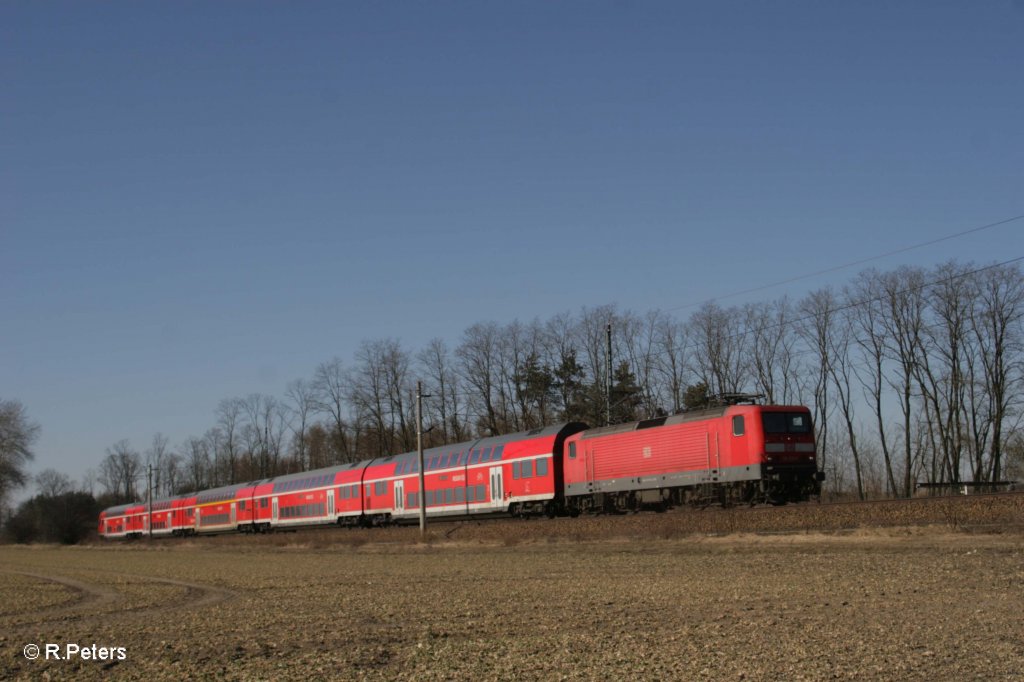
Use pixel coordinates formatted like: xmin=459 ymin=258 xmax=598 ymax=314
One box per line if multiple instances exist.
xmin=665 ymin=214 xmax=1024 ymax=313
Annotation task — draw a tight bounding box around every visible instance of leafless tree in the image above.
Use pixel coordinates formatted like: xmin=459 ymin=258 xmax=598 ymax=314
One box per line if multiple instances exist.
xmin=204 ymin=427 xmax=226 ymax=486
xmin=507 ymin=319 xmax=563 ymax=430
xmin=969 ymin=262 xmax=1024 ymax=481
xmin=880 ymin=267 xmax=927 ymax=496
xmin=457 ymin=322 xmax=503 ymax=435
xmin=848 ymin=272 xmax=898 ymax=495
xmin=312 ymin=357 xmax=354 ymax=462
xmin=914 ymin=262 xmax=974 ymax=486
xmin=795 ymin=289 xmax=838 ymax=479
xmin=79 ymin=468 xmax=97 ymax=496
xmin=575 ymin=305 xmax=620 ymax=424
xmin=145 ymin=433 xmax=170 ymax=497
xmin=826 ymin=301 xmax=865 ymax=499
xmin=98 ymin=440 xmax=142 ymax=500
xmin=500 ymin=320 xmax=529 ymax=431
xmin=417 ymin=338 xmax=465 ymax=444
xmin=264 ymin=398 xmax=291 ymax=475
xmin=543 ymin=311 xmax=589 ymax=422
xmin=0 ymin=399 xmax=40 ymax=510
xmin=654 ymin=315 xmax=693 ymax=414
xmin=285 ymin=379 xmax=317 ymax=471
xmin=688 ymin=302 xmax=748 ymax=398
xmin=350 ymin=339 xmax=412 ymax=457
xmin=215 ymin=398 xmax=244 ymax=484
xmin=182 ymin=436 xmax=209 ymax=492
xmin=162 ymin=452 xmax=184 ymax=495
xmin=744 ymin=298 xmax=797 ymax=405
xmin=35 ymin=468 xmax=72 ymax=498
xmin=239 ymin=393 xmax=288 ymax=477
xmin=620 ymin=310 xmax=666 ymax=418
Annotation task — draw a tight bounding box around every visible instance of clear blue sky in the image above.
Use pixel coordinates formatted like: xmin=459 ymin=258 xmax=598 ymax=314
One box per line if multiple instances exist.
xmin=2 ymin=2 xmax=1022 ymax=491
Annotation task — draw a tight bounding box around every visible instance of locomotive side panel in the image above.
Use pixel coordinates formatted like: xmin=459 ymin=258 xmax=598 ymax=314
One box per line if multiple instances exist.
xmin=590 ymin=423 xmax=710 ymax=481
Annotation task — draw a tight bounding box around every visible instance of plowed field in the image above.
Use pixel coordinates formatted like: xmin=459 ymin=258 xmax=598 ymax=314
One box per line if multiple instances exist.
xmin=2 ymin=499 xmax=1023 ymax=680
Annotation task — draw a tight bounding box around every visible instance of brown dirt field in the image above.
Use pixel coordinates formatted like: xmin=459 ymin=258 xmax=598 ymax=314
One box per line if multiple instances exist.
xmin=1 ymin=502 xmax=1023 ymax=680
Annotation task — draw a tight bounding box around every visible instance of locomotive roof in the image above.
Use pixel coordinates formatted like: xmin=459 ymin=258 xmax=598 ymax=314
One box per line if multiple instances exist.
xmin=578 ymin=407 xmax=731 ymax=440
xmin=577 ymin=404 xmax=811 ymax=440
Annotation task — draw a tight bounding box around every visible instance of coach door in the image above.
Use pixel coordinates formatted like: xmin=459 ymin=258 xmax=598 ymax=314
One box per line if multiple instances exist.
xmin=327 ymin=490 xmax=335 ymax=519
xmin=394 ymin=480 xmax=405 ymax=515
xmin=230 ymin=502 xmax=236 ymax=526
xmin=489 ymin=466 xmax=504 ymax=510
xmin=272 ymin=497 xmax=279 ymax=523
xmin=193 ymin=507 xmax=200 ymax=532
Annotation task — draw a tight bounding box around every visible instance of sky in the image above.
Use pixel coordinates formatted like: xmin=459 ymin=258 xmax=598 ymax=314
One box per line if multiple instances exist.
xmin=2 ymin=2 xmax=1023 ymax=494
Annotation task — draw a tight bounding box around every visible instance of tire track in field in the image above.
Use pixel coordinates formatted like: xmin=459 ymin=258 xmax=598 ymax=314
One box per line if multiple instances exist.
xmin=0 ymin=569 xmax=120 ymax=620
xmin=0 ymin=568 xmax=234 ymax=628
xmin=99 ymin=570 xmax=235 ymax=613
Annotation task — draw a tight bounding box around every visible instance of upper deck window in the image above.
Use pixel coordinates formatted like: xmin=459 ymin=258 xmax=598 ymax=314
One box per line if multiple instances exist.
xmin=762 ymin=412 xmax=812 ymax=434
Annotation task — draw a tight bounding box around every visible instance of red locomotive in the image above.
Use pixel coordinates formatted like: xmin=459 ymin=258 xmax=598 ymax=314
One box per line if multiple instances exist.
xmin=562 ymin=403 xmax=821 ymax=512
xmin=99 ymin=402 xmax=822 ymax=538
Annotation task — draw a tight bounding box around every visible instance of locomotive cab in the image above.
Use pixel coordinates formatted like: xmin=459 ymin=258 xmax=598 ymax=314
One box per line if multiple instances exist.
xmin=756 ymin=407 xmax=822 ymax=501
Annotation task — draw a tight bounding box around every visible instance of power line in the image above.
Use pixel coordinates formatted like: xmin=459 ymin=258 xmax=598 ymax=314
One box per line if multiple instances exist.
xmin=666 ymin=214 xmax=1024 ymax=313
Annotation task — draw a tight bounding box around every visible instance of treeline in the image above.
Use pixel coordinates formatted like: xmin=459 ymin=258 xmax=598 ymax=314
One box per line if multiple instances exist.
xmin=3 ymin=469 xmax=105 ymax=544
xmin=93 ymin=260 xmax=1024 ymax=503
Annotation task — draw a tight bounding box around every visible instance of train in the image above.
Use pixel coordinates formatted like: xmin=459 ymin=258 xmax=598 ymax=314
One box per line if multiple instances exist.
xmin=98 ymin=402 xmax=823 ymax=539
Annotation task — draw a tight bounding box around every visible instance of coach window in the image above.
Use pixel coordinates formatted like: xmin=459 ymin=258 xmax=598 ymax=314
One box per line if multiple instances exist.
xmin=481 ymin=447 xmax=492 ymax=462
xmin=522 ymin=460 xmax=533 ymax=478
xmin=569 ymin=442 xmax=577 ymax=459
xmin=512 ymin=461 xmax=521 ymax=479
xmin=537 ymin=458 xmax=548 ymax=477
xmin=732 ymin=416 xmax=745 ymax=436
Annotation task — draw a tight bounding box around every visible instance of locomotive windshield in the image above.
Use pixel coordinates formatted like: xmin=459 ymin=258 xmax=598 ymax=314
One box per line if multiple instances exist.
xmin=762 ymin=412 xmax=812 ymax=434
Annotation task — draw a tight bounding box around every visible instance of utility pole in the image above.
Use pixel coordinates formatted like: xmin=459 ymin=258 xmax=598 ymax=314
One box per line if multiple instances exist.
xmin=606 ymin=322 xmax=613 ymax=426
xmin=416 ymin=380 xmax=429 ymax=539
xmin=147 ymin=463 xmax=153 ymax=539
